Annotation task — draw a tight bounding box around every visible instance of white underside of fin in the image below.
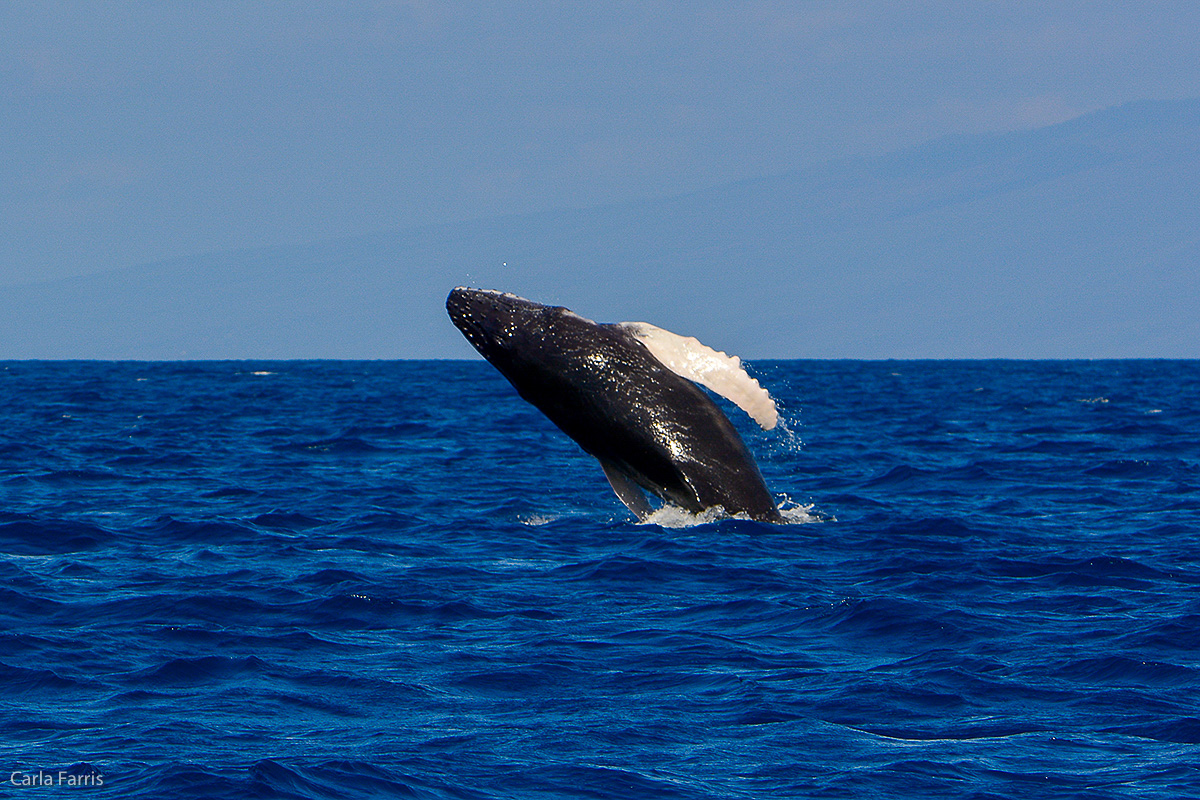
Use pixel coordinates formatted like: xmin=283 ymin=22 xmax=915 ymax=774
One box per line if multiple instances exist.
xmin=620 ymin=322 xmax=779 ymax=430
xmin=599 ymin=460 xmax=654 ymax=520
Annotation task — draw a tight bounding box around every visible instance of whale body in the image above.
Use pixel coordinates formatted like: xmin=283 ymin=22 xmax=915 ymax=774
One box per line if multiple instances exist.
xmin=446 ymin=287 xmax=783 ymax=523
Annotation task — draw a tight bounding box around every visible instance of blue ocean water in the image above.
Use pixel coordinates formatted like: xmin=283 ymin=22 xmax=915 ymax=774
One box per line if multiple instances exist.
xmin=1 ymin=359 xmax=1198 ymax=798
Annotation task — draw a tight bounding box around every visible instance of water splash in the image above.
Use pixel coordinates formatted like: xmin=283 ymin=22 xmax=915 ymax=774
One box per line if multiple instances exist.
xmin=634 ymin=497 xmax=822 ymax=527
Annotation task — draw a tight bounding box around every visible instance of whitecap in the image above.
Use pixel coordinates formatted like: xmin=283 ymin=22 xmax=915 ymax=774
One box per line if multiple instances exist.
xmin=518 ymin=513 xmax=557 ymax=526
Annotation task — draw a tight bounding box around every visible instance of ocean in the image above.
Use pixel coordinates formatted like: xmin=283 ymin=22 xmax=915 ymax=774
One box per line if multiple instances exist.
xmin=2 ymin=359 xmax=1198 ymax=798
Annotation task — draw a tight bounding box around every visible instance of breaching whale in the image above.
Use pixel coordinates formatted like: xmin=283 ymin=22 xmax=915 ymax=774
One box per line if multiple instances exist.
xmin=446 ymin=287 xmax=783 ymax=523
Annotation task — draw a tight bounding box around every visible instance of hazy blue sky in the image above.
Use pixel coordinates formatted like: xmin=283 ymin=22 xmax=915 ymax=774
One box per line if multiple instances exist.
xmin=3 ymin=1 xmax=1198 ymax=289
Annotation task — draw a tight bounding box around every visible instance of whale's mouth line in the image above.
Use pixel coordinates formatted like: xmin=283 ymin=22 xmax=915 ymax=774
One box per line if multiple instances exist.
xmin=446 ymin=289 xmax=496 ymax=355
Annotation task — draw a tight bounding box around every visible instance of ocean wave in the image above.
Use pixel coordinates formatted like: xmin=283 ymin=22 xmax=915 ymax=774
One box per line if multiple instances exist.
xmin=1104 ymin=717 xmax=1200 ymax=744
xmin=134 ymin=655 xmax=272 ymax=687
xmin=1052 ymin=655 xmax=1198 ymax=687
xmin=0 ymin=662 xmax=90 ymax=692
xmin=136 ymin=515 xmax=259 ymax=544
xmin=272 ymin=436 xmax=389 ymax=454
xmin=0 ymin=516 xmax=113 ymax=555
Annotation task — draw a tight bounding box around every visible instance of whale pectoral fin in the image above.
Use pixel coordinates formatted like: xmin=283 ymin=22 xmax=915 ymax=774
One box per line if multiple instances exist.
xmin=599 ymin=460 xmax=654 ymax=520
xmin=619 ymin=321 xmax=778 ymax=430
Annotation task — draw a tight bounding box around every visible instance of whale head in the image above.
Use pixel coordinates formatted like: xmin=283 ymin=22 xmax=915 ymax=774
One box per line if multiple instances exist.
xmin=446 ymin=287 xmax=595 ymax=382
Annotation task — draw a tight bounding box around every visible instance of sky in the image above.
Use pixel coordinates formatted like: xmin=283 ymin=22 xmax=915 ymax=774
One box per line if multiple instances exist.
xmin=3 ymin=1 xmax=1199 ymax=291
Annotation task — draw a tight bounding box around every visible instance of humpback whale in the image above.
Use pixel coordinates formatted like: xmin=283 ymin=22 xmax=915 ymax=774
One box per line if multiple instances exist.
xmin=446 ymin=288 xmax=783 ymax=523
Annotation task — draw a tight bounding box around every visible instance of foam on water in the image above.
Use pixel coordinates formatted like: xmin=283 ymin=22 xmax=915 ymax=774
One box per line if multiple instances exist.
xmin=636 ymin=499 xmax=820 ymax=528
xmin=638 ymin=504 xmax=729 ymax=528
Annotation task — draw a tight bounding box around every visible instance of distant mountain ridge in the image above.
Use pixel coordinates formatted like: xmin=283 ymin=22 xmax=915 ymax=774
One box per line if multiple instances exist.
xmin=2 ymin=97 xmax=1197 ymax=359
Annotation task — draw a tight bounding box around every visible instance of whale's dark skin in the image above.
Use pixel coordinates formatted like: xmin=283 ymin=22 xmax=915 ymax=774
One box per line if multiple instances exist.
xmin=446 ymin=287 xmax=782 ymax=523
